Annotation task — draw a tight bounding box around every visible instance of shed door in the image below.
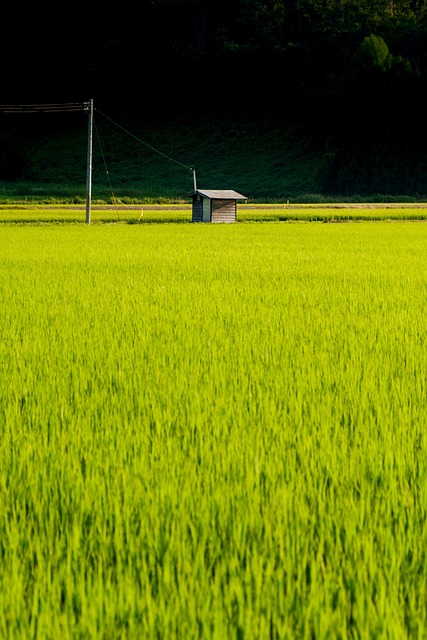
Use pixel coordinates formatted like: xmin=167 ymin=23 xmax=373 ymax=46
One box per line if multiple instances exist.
xmin=202 ymin=198 xmax=211 ymax=222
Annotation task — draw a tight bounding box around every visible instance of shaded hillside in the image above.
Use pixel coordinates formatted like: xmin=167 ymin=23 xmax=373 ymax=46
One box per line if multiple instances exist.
xmin=0 ymin=107 xmax=323 ymax=202
xmin=1 ymin=91 xmax=427 ymax=202
xmin=2 ymin=35 xmax=427 ymax=200
xmin=2 ymin=0 xmax=427 ymax=199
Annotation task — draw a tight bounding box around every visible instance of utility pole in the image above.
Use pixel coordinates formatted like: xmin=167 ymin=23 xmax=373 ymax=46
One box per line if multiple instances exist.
xmin=86 ymin=99 xmax=93 ymax=224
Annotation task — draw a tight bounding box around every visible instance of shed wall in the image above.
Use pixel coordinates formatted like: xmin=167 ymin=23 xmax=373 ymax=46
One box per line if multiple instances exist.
xmin=192 ymin=199 xmax=203 ymax=222
xmin=212 ymin=199 xmax=236 ymax=223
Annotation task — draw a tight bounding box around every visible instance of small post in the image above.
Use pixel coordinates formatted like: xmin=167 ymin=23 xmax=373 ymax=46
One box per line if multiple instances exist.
xmin=193 ymin=168 xmax=197 ymax=193
xmin=86 ymin=99 xmax=93 ymax=224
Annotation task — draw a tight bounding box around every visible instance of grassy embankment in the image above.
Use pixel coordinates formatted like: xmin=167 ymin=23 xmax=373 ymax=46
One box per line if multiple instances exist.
xmin=2 ymin=108 xmax=426 ymax=204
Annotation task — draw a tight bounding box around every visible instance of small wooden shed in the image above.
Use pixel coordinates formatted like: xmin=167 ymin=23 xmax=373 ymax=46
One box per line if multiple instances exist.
xmin=188 ymin=189 xmax=247 ymax=223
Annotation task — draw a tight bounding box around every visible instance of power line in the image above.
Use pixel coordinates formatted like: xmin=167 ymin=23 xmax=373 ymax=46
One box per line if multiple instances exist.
xmin=0 ymin=99 xmax=198 ymax=218
xmin=0 ymin=102 xmax=195 ymax=176
xmin=0 ymin=102 xmax=90 ymax=113
xmin=1 ymin=99 xmax=94 ymax=224
xmin=95 ymin=108 xmax=194 ymax=173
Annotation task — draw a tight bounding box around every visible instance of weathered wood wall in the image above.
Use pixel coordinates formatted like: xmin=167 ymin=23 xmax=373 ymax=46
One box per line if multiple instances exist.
xmin=212 ymin=199 xmax=236 ymax=223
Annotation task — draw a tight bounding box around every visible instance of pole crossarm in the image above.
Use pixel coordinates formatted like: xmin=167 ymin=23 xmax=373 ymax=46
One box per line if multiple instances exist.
xmin=0 ymin=102 xmax=90 ymax=113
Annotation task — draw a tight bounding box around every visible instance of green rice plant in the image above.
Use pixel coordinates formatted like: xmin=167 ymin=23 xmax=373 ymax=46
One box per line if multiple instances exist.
xmin=238 ymin=206 xmax=427 ymax=222
xmin=1 ymin=223 xmax=427 ymax=638
xmin=2 ymin=203 xmax=427 ymax=225
xmin=0 ymin=205 xmax=191 ymax=225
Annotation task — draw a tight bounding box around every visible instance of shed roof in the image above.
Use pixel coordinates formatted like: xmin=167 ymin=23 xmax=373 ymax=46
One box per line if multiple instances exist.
xmin=187 ymin=189 xmax=247 ymax=200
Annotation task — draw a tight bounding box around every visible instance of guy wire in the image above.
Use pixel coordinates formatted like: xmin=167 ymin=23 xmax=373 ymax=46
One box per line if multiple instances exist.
xmin=96 ymin=108 xmax=194 ymax=174
xmin=94 ymin=117 xmax=120 ymax=220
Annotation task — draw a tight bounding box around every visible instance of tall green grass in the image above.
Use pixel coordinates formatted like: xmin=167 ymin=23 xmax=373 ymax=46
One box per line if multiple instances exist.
xmin=2 ymin=204 xmax=427 ymax=225
xmin=0 ymin=205 xmax=191 ymax=224
xmin=1 ymin=223 xmax=427 ymax=638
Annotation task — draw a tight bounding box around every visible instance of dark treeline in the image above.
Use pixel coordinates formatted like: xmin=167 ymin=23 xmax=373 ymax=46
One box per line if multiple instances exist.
xmin=2 ymin=0 xmax=427 ymax=195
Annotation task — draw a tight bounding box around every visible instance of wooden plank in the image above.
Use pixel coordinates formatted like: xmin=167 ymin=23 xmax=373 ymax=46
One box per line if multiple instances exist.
xmin=212 ymin=199 xmax=236 ymax=222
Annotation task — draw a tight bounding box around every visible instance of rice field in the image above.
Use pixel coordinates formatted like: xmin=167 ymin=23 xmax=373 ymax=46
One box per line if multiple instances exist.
xmin=1 ymin=221 xmax=427 ymax=638
xmin=1 ymin=203 xmax=427 ymax=224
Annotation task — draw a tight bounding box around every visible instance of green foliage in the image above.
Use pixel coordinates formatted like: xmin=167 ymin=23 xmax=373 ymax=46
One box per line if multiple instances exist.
xmin=2 ymin=0 xmax=427 ymax=201
xmin=356 ymin=34 xmax=392 ymax=71
xmin=2 ymin=223 xmax=427 ymax=637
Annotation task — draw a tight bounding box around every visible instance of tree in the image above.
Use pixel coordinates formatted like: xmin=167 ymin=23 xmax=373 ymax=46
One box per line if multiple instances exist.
xmin=356 ymin=34 xmax=392 ymax=71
